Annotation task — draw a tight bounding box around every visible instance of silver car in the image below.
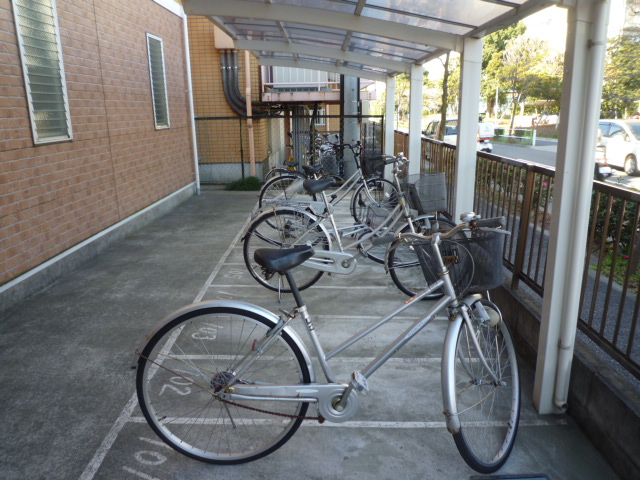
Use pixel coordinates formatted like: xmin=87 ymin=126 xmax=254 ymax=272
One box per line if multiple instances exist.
xmin=598 ymin=119 xmax=640 ymax=175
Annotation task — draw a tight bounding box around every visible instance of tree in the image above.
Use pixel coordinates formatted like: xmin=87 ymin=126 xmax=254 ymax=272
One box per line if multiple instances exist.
xmin=481 ymin=22 xmax=526 ymax=117
xmin=395 ymin=73 xmax=410 ymax=125
xmin=500 ymin=36 xmax=550 ymax=131
xmin=601 ymin=34 xmax=640 ymax=118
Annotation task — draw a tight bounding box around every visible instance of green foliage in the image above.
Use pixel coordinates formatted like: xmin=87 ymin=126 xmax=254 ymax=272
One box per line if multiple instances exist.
xmin=601 ymin=34 xmax=640 ymax=118
xmin=226 ymin=176 xmax=262 ymax=191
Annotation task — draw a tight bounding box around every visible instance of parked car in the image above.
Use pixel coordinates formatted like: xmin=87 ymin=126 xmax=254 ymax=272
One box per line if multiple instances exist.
xmin=594 ymin=142 xmax=613 ymax=181
xmin=422 ymin=119 xmax=494 ymax=153
xmin=597 ymin=119 xmax=640 ymax=175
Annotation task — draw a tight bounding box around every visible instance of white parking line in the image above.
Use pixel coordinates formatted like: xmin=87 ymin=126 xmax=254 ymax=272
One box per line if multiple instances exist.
xmin=78 ymin=214 xmax=251 ymax=480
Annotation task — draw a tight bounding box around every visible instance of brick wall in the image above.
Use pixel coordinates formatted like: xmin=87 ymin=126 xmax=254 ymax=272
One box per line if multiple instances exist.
xmin=188 ymin=16 xmax=269 ymax=167
xmin=0 ymin=0 xmax=195 ymax=285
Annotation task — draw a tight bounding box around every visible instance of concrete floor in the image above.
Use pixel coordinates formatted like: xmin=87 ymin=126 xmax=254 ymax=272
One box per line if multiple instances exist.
xmin=0 ymin=185 xmax=621 ymax=480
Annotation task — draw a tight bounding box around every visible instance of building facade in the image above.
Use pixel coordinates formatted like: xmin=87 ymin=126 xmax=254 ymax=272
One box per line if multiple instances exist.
xmin=1 ymin=0 xmax=196 ymax=293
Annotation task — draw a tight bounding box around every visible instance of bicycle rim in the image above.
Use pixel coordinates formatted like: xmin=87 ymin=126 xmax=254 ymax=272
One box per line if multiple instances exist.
xmin=351 ymin=178 xmax=400 ymax=225
xmin=386 ymin=216 xmax=457 ymax=298
xmin=243 ymin=209 xmax=328 ymax=292
xmin=451 ymin=300 xmax=520 ymax=473
xmin=136 ymin=307 xmax=311 ymax=464
xmin=259 ymin=175 xmax=312 ymax=210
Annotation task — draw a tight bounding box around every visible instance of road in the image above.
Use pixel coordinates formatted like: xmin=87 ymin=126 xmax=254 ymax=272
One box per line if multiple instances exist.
xmin=491 ymin=140 xmax=640 ymax=191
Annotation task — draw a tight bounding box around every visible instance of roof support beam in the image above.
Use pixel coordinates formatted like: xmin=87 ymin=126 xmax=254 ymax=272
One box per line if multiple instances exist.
xmin=258 ymin=57 xmax=388 ymax=83
xmin=183 ymin=0 xmax=460 ymax=51
xmin=407 ymin=64 xmax=424 ymax=175
xmin=235 ymin=40 xmax=412 ymax=74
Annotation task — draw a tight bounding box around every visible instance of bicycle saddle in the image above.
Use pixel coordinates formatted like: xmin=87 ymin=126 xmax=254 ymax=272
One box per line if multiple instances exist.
xmin=254 ymin=245 xmax=315 ymax=273
xmin=303 ymin=178 xmax=336 ymax=194
xmin=302 ymin=164 xmax=322 ymax=175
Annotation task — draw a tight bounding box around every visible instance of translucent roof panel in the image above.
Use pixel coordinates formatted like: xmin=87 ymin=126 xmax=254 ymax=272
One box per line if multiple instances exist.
xmin=185 ymin=0 xmax=551 ymax=78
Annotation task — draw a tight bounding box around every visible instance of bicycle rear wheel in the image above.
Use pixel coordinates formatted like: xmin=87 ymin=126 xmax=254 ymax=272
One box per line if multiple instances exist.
xmin=350 ymin=178 xmax=400 ymax=225
xmin=259 ymin=174 xmax=313 ymax=210
xmin=386 ymin=215 xmax=457 ymax=298
xmin=243 ymin=208 xmax=330 ymax=292
xmin=445 ymin=299 xmax=520 ymax=473
xmin=136 ymin=305 xmax=311 ymax=464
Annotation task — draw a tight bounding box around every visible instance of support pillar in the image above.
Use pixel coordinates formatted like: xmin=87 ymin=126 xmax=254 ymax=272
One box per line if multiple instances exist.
xmin=453 ymin=37 xmax=483 ymax=220
xmin=408 ymin=64 xmax=423 ymax=175
xmin=385 ymin=75 xmax=396 ymax=179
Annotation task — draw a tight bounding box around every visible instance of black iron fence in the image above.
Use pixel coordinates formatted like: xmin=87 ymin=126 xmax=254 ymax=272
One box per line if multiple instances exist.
xmin=417 ymin=136 xmax=640 ymax=380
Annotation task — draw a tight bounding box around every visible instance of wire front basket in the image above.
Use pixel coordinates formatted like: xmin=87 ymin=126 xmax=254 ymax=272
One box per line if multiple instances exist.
xmin=401 ymin=173 xmax=447 ymax=214
xmin=361 ymin=155 xmax=385 ymax=178
xmin=412 ymin=230 xmax=506 ymax=296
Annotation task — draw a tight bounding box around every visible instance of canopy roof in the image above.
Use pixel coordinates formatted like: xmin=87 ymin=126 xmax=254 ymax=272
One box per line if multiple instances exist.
xmin=183 ymin=0 xmax=560 ymax=81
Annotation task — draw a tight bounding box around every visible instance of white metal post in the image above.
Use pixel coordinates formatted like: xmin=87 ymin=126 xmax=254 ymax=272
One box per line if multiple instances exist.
xmin=534 ymin=0 xmax=610 ymax=414
xmin=385 ymin=75 xmax=396 ymax=180
xmin=408 ymin=64 xmax=423 ymax=175
xmin=454 ymin=37 xmax=483 ymax=220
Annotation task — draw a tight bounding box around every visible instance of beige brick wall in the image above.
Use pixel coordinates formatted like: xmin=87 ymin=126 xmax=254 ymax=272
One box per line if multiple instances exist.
xmin=188 ymin=16 xmax=269 ymax=167
xmin=0 ymin=0 xmax=195 ymax=285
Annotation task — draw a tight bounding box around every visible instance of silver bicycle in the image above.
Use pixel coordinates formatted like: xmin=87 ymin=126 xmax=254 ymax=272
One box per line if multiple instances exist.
xmin=243 ymin=155 xmax=455 ymax=293
xmin=258 ymin=141 xmax=396 ymax=225
xmin=135 ymin=214 xmax=520 ymax=474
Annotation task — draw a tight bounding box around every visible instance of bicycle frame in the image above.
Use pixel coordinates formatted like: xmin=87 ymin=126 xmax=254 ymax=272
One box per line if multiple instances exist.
xmin=220 ymin=232 xmax=485 ymax=426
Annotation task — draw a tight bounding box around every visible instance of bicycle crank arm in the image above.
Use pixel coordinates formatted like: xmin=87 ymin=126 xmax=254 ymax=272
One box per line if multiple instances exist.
xmin=303 ymin=251 xmax=357 ymax=274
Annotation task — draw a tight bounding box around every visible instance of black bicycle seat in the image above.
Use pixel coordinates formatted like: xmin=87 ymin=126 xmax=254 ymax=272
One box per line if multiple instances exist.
xmin=302 ymin=164 xmax=322 ymax=175
xmin=253 ymin=245 xmax=315 ymax=273
xmin=303 ymin=178 xmax=336 ymax=194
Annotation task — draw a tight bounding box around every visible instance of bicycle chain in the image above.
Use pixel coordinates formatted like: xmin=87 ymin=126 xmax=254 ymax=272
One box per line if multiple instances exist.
xmin=138 ymin=352 xmax=325 ymax=423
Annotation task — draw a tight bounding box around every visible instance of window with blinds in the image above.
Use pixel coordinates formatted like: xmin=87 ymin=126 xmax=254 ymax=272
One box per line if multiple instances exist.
xmin=12 ymin=0 xmax=72 ymax=143
xmin=146 ymin=34 xmax=170 ymax=129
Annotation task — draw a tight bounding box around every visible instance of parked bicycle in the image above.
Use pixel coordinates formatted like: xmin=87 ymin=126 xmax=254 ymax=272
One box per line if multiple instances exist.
xmin=259 ymin=140 xmax=396 ymax=225
xmin=135 ymin=213 xmax=519 ymax=474
xmin=243 ymin=155 xmax=455 ymax=293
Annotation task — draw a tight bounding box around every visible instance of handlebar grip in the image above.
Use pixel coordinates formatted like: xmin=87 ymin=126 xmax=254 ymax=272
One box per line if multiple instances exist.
xmin=475 ymin=216 xmax=506 ymax=229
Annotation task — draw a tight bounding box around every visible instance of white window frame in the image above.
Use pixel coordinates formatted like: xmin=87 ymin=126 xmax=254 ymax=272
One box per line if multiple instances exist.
xmin=12 ymin=0 xmax=73 ymax=144
xmin=146 ymin=33 xmax=170 ymax=129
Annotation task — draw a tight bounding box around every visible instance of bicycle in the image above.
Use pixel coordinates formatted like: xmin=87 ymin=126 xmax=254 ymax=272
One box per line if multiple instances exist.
xmin=135 ymin=213 xmax=520 ymax=474
xmin=243 ymin=155 xmax=455 ymax=293
xmin=259 ymin=141 xmax=397 ymax=225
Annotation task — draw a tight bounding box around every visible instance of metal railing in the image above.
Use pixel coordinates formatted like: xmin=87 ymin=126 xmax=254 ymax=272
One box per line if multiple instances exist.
xmin=417 ymin=136 xmax=640 ymax=380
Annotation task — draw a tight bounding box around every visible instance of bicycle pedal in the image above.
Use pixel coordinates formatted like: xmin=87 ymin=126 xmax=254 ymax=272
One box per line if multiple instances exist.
xmin=351 ymin=371 xmax=369 ymax=393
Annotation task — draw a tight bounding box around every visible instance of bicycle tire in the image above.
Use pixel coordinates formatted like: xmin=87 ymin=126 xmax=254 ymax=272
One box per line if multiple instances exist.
xmin=263 ymin=168 xmax=303 ymax=183
xmin=243 ymin=208 xmax=330 ymax=292
xmin=445 ymin=299 xmax=520 ymax=473
xmin=350 ymin=178 xmax=400 ymax=225
xmin=136 ymin=304 xmax=311 ymax=464
xmin=259 ymin=174 xmax=315 ymax=210
xmin=386 ymin=215 xmax=457 ymax=298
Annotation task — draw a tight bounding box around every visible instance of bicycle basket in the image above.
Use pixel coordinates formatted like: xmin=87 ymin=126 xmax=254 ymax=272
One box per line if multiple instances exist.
xmin=401 ymin=173 xmax=447 ymax=214
xmin=412 ymin=230 xmax=505 ymax=296
xmin=361 ymin=155 xmax=385 ymax=177
xmin=365 ymin=205 xmax=389 ymax=230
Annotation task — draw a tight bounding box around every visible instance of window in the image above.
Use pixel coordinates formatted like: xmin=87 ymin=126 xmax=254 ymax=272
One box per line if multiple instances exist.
xmin=146 ymin=34 xmax=170 ymax=129
xmin=12 ymin=0 xmax=72 ymax=143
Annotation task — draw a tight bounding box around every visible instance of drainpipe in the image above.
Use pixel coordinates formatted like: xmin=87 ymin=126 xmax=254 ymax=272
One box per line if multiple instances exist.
xmin=552 ymin=0 xmax=609 ymax=410
xmin=182 ymin=12 xmax=200 ymax=194
xmin=244 ymin=50 xmax=256 ymax=177
xmin=221 ymin=51 xmax=247 ymax=116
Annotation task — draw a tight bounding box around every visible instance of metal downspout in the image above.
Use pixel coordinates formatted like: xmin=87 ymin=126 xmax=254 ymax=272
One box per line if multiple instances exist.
xmin=182 ymin=14 xmax=200 ymax=194
xmin=552 ymin=0 xmax=610 ymax=410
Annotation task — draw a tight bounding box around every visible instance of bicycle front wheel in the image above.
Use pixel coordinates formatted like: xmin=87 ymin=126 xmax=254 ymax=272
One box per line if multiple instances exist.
xmin=350 ymin=178 xmax=400 ymax=225
xmin=386 ymin=215 xmax=457 ymax=298
xmin=136 ymin=305 xmax=311 ymax=464
xmin=243 ymin=208 xmax=330 ymax=292
xmin=445 ymin=299 xmax=520 ymax=473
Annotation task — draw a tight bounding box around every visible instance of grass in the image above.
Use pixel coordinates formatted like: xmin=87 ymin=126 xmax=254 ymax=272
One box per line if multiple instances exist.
xmin=595 ymin=251 xmax=639 ymax=294
xmin=225 ymin=176 xmax=262 ymax=191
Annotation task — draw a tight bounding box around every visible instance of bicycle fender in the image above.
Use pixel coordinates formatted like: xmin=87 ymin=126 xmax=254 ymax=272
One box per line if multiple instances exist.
xmin=133 ymin=300 xmax=316 ymax=383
